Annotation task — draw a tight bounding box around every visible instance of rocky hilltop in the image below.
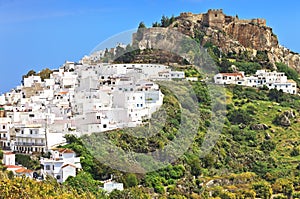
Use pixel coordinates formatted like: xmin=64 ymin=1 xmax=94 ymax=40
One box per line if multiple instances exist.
xmin=134 ymin=9 xmax=300 ymax=71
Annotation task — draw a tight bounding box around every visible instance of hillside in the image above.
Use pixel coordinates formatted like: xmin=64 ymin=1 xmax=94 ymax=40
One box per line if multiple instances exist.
xmin=3 ymin=9 xmax=300 ymax=199
xmin=47 ymin=84 xmax=300 ymax=198
xmin=79 ymin=10 xmax=300 ymax=198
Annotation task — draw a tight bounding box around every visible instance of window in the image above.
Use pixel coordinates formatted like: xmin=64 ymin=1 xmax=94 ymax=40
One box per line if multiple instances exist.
xmin=46 ymin=165 xmax=50 ymax=170
xmin=96 ymin=116 xmax=100 ymax=120
xmin=56 ymin=175 xmax=61 ymax=180
xmin=30 ymin=130 xmax=33 ymax=134
xmin=2 ymin=125 xmax=5 ymax=130
xmin=103 ymin=124 xmax=107 ymax=128
xmin=215 ymin=14 xmax=218 ymax=17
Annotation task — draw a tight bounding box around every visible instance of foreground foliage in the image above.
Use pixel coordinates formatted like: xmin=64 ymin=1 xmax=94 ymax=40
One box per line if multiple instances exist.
xmin=0 ymin=171 xmax=101 ymax=199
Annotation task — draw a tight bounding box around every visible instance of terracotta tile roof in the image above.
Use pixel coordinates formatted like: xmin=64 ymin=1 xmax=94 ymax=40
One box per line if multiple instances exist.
xmin=220 ymin=73 xmax=244 ymax=77
xmin=15 ymin=168 xmax=33 ymax=174
xmin=58 ymin=91 xmax=68 ymax=95
xmin=61 ymin=163 xmax=77 ymax=169
xmin=3 ymin=152 xmax=14 ymax=155
xmin=53 ymin=148 xmax=75 ymax=154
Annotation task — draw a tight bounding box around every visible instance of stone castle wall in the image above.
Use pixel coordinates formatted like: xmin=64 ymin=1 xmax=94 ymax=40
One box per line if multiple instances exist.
xmin=179 ymin=9 xmax=267 ymax=29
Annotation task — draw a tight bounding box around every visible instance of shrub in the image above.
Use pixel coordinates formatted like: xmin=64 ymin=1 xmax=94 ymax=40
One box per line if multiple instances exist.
xmin=227 ymin=108 xmax=254 ymax=125
xmin=252 ymin=181 xmax=272 ymax=199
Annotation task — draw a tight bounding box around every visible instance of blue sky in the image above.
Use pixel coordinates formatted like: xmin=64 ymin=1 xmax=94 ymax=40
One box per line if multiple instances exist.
xmin=0 ymin=0 xmax=299 ymax=93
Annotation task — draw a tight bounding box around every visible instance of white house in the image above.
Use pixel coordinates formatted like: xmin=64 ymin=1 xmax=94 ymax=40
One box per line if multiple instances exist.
xmin=214 ymin=70 xmax=297 ymax=94
xmin=0 ymin=117 xmax=12 ymax=150
xmin=14 ymin=125 xmax=47 ymax=153
xmin=40 ymin=148 xmax=81 ymax=183
xmin=2 ymin=151 xmax=15 ymax=165
xmin=23 ymin=76 xmax=42 ymax=87
xmin=214 ymin=72 xmax=245 ymax=85
xmin=103 ymin=181 xmax=124 ymax=193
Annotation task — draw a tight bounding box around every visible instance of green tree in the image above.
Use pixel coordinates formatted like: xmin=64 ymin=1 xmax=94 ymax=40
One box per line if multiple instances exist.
xmin=123 ymin=173 xmax=138 ymax=188
xmin=22 ymin=69 xmax=36 ymax=81
xmin=138 ymin=21 xmax=146 ymax=29
xmin=268 ymin=89 xmax=284 ymax=102
xmin=64 ymin=171 xmax=104 ymax=196
xmin=152 ymin=22 xmax=161 ymax=27
xmin=38 ymin=68 xmax=52 ymax=81
xmin=189 ymin=157 xmax=202 ymax=177
xmin=252 ymin=181 xmax=272 ymax=199
xmin=227 ymin=108 xmax=253 ymax=125
xmin=15 ymin=154 xmax=41 ymax=170
xmin=219 ymin=58 xmax=233 ymax=73
xmin=161 ymin=15 xmax=170 ymax=27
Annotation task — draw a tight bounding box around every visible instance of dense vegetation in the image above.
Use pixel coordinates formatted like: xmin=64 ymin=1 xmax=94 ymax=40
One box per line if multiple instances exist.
xmin=0 ymin=171 xmax=101 ymax=199
xmin=9 ymin=73 xmax=300 ymax=198
xmin=52 ymin=82 xmax=300 ymax=198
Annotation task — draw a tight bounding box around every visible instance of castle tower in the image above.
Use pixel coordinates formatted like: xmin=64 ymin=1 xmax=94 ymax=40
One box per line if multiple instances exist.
xmin=204 ymin=9 xmax=225 ymax=30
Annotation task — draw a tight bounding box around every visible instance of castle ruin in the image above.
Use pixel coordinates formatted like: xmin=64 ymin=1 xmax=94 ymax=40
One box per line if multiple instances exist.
xmin=180 ymin=9 xmax=266 ymax=30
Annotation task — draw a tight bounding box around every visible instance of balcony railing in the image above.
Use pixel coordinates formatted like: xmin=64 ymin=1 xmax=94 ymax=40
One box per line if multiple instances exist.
xmin=15 ymin=142 xmax=45 ymax=146
xmin=15 ymin=134 xmax=45 ymax=139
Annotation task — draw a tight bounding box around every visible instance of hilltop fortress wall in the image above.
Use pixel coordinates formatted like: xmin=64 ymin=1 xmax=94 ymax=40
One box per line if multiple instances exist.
xmin=179 ymin=9 xmax=266 ymax=29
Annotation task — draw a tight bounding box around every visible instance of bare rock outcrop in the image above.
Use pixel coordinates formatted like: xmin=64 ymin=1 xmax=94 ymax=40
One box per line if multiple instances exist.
xmin=142 ymin=9 xmax=300 ymax=71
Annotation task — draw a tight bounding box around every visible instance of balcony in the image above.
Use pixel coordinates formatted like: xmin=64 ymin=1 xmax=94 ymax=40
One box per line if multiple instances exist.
xmin=15 ymin=142 xmax=45 ymax=146
xmin=15 ymin=134 xmax=45 ymax=139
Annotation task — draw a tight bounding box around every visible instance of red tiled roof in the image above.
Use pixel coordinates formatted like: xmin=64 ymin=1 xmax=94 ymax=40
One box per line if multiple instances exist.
xmin=59 ymin=91 xmax=68 ymax=95
xmin=220 ymin=73 xmax=244 ymax=77
xmin=53 ymin=148 xmax=75 ymax=154
xmin=3 ymin=152 xmax=14 ymax=155
xmin=61 ymin=164 xmax=76 ymax=169
xmin=15 ymin=168 xmax=33 ymax=174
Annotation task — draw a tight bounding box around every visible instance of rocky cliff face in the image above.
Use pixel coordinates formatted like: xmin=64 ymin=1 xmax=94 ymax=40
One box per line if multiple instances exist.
xmin=176 ymin=10 xmax=300 ymax=70
xmin=135 ymin=10 xmax=300 ymax=71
